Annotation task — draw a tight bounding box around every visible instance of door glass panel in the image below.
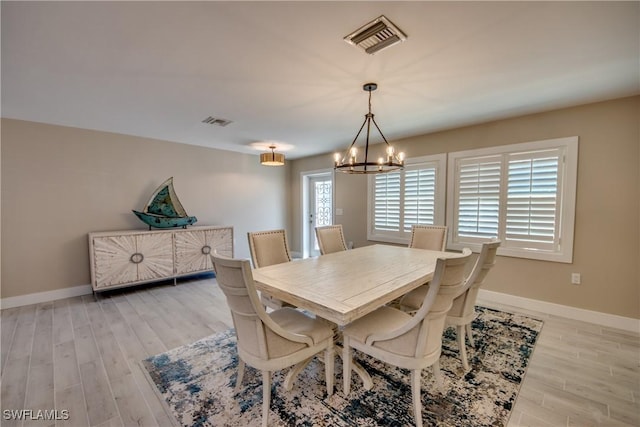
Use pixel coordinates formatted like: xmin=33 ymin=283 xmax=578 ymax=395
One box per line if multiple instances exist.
xmin=315 ymin=180 xmax=332 ymax=227
xmin=308 ymin=176 xmax=333 ymax=255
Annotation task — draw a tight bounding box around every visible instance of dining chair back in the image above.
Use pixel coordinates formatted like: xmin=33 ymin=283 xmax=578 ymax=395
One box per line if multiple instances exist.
xmin=408 ymin=225 xmax=447 ymax=251
xmin=315 ymin=224 xmax=348 ymax=255
xmin=211 ymin=254 xmax=334 ymax=427
xmin=400 ymin=240 xmax=501 ymax=371
xmin=446 ymin=240 xmax=501 ymax=370
xmin=247 ymin=229 xmax=292 ymax=268
xmin=342 ymin=249 xmax=472 ymax=427
xmin=247 ymin=229 xmax=294 ymax=309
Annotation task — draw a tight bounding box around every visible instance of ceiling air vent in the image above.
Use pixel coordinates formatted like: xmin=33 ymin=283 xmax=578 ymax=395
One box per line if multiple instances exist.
xmin=344 ymin=15 xmax=407 ymax=55
xmin=202 ymin=116 xmax=233 ymax=127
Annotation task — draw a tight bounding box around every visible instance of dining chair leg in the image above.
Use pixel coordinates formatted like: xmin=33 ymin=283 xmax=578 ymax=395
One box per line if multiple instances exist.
xmin=325 ymin=343 xmax=335 ymax=396
xmin=342 ymin=336 xmax=352 ymax=396
xmin=261 ymin=370 xmax=271 ymax=427
xmin=235 ymin=358 xmax=246 ymax=392
xmin=457 ymin=325 xmax=470 ymax=371
xmin=432 ymin=360 xmax=443 ymax=389
xmin=411 ymin=369 xmax=423 ymax=427
xmin=465 ymin=322 xmax=475 ymax=347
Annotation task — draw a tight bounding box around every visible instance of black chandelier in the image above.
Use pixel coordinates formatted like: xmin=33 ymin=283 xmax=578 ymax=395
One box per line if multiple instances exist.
xmin=334 ymin=83 xmax=404 ymax=174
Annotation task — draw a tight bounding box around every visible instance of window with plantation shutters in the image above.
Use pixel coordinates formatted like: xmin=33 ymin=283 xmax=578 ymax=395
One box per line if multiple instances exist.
xmin=373 ymin=172 xmax=401 ymax=231
xmin=447 ymin=136 xmax=578 ymax=263
xmin=457 ymin=156 xmax=501 ymax=240
xmin=403 ymin=167 xmax=437 ymax=231
xmin=368 ymin=154 xmax=446 ymax=244
xmin=505 ymin=150 xmax=561 ymax=250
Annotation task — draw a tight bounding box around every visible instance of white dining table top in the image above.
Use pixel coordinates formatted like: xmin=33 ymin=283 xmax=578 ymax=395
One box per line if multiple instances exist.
xmin=252 ymin=244 xmax=460 ymax=326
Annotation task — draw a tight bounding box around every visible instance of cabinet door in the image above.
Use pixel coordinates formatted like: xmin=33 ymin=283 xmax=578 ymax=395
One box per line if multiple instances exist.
xmin=209 ymin=227 xmax=233 ymax=257
xmin=174 ymin=228 xmax=233 ymax=275
xmin=136 ymin=233 xmax=174 ymax=282
xmin=92 ymin=233 xmax=173 ymax=289
xmin=93 ymin=235 xmax=140 ymax=289
xmin=174 ymin=230 xmax=212 ymax=274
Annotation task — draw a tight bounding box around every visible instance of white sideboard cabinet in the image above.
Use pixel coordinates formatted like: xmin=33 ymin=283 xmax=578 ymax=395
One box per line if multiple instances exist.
xmin=89 ymin=225 xmax=233 ymax=292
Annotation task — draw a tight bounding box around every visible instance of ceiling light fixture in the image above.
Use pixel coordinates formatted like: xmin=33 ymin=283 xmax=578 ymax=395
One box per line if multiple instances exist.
xmin=260 ymin=145 xmax=285 ymax=166
xmin=334 ymin=83 xmax=404 ymax=174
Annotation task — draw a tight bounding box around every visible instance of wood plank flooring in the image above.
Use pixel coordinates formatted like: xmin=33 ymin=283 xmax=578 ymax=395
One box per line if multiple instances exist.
xmin=1 ymin=276 xmax=638 ymax=426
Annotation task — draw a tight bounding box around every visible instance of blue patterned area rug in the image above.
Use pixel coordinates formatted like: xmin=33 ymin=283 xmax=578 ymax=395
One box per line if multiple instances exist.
xmin=142 ymin=306 xmax=542 ymax=426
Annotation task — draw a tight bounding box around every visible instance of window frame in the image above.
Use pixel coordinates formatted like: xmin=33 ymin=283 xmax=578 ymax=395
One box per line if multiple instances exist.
xmin=367 ymin=153 xmax=447 ymax=245
xmin=446 ymin=136 xmax=578 ymax=263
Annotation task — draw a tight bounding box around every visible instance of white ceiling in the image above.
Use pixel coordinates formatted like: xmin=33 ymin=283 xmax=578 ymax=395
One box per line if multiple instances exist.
xmin=2 ymin=1 xmax=638 ymax=160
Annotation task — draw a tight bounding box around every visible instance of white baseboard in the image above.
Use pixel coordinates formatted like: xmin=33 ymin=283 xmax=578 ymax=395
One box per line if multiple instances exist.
xmin=0 ymin=284 xmax=93 ymax=309
xmin=478 ymin=289 xmax=640 ymax=334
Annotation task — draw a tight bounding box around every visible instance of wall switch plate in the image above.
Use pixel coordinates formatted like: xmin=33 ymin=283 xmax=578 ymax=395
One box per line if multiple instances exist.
xmin=335 ymin=208 xmax=344 ymax=216
xmin=571 ymin=273 xmax=581 ymax=285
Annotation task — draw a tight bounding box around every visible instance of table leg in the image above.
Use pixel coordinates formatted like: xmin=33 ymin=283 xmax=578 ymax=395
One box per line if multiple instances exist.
xmin=284 ymin=345 xmax=373 ymax=391
xmin=284 ymin=319 xmax=373 ymax=392
xmin=335 ymin=343 xmax=373 ymax=390
xmin=282 ymin=349 xmax=372 ymax=391
xmin=284 ymin=357 xmax=313 ymax=391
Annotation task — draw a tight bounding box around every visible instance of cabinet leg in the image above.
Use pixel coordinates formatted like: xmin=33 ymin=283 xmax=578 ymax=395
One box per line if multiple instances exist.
xmin=92 ymin=291 xmax=101 ymax=302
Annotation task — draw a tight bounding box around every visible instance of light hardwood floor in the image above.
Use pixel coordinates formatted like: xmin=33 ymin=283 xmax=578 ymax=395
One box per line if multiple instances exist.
xmin=1 ymin=276 xmax=638 ymax=426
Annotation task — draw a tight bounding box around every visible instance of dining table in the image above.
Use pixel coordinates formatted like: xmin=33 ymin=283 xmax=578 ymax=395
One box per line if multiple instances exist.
xmin=252 ymin=243 xmax=463 ymax=390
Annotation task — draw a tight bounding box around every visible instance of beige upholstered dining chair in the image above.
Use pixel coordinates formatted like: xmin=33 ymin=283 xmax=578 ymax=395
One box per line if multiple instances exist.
xmin=342 ymin=250 xmax=472 ymax=427
xmin=248 ymin=229 xmax=292 ymax=268
xmin=211 ymin=254 xmax=335 ymax=427
xmin=384 ymin=224 xmax=448 ymax=309
xmin=247 ymin=229 xmax=294 ymax=309
xmin=315 ymin=224 xmax=348 ymax=255
xmin=400 ymin=240 xmax=501 ymax=371
xmin=408 ymin=224 xmax=448 ymax=250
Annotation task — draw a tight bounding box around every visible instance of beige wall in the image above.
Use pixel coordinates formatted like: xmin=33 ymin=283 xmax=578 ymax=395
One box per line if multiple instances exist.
xmin=289 ymin=96 xmax=640 ymax=319
xmin=1 ymin=119 xmax=288 ymax=298
xmin=3 ymin=97 xmax=638 ymax=318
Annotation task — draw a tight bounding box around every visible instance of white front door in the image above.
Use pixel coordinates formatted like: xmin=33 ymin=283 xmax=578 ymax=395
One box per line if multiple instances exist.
xmin=307 ymin=174 xmax=333 ymax=256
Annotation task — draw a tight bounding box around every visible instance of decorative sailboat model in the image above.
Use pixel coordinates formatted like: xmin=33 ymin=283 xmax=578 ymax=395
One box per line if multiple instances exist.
xmin=132 ymin=177 xmax=197 ymax=229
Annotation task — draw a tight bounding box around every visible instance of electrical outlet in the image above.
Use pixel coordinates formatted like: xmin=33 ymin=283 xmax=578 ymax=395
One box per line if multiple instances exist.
xmin=571 ymin=273 xmax=581 ymax=285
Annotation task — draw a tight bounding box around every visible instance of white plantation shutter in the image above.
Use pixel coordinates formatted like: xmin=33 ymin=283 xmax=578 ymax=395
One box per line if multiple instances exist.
xmin=506 ymin=150 xmax=561 ymax=250
xmin=457 ymin=156 xmax=501 ymax=239
xmin=374 ymin=172 xmax=401 ymax=231
xmin=369 ymin=154 xmax=446 ymax=244
xmin=403 ymin=167 xmax=436 ymax=231
xmin=447 ymin=137 xmax=577 ymax=263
